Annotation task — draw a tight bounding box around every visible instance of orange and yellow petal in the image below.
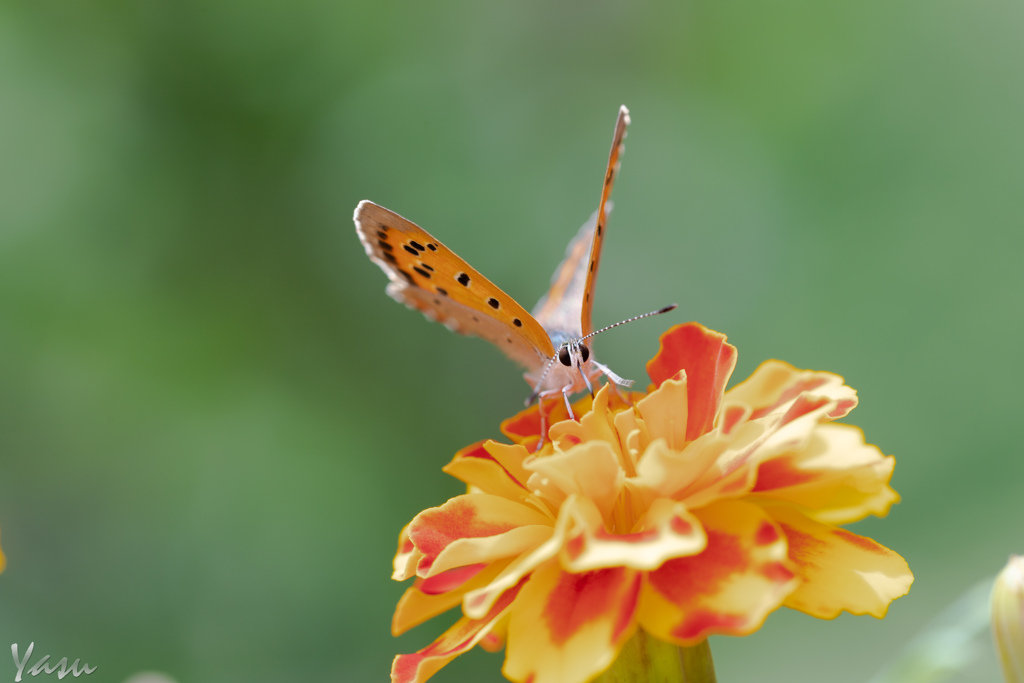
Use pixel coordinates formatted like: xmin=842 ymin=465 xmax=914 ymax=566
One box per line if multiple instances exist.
xmin=637 ymin=500 xmax=797 ymax=644
xmin=562 ymin=496 xmax=707 ymax=572
xmin=645 ymin=323 xmax=737 ymax=441
xmin=392 ymin=578 xmax=528 ymax=683
xmin=393 ymin=561 xmax=512 ymax=635
xmin=753 ymin=424 xmax=899 ymax=524
xmin=678 ymin=390 xmax=859 ymax=509
xmin=504 ymin=560 xmax=641 ymax=683
xmin=461 ymin=502 xmax=583 ymax=619
xmin=767 ymin=505 xmax=912 ymax=619
xmin=394 ymin=523 xmax=424 ymax=581
xmin=442 ymin=440 xmax=531 ymax=500
xmin=725 ymin=359 xmax=857 ymax=422
xmin=408 ymin=494 xmax=552 ymax=576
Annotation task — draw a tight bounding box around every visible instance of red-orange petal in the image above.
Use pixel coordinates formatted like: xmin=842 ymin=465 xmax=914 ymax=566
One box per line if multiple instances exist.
xmin=645 ymin=323 xmax=737 ymax=442
xmin=504 ymin=560 xmax=640 ymax=683
xmin=637 ymin=500 xmax=796 ymax=644
xmin=392 ymin=578 xmax=527 ymax=683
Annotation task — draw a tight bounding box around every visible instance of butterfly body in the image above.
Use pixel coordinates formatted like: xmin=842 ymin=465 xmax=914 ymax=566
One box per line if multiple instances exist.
xmin=353 ymin=106 xmax=663 ymax=431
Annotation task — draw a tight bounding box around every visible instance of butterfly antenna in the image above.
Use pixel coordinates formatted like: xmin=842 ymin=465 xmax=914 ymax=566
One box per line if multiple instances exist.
xmin=580 ymin=304 xmax=678 ymax=342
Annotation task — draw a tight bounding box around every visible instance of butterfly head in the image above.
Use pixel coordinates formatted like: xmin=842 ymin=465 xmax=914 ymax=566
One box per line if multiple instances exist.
xmin=557 ymin=339 xmax=594 ymax=396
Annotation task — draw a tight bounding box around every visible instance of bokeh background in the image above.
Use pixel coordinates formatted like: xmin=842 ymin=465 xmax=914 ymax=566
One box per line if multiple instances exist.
xmin=1 ymin=1 xmax=1022 ymax=681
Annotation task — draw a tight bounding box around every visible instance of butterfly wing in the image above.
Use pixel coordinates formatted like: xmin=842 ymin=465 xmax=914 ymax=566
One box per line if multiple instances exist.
xmin=354 ymin=200 xmax=556 ymax=370
xmin=530 ymin=206 xmax=608 ymax=339
xmin=579 ymin=105 xmax=630 ymax=337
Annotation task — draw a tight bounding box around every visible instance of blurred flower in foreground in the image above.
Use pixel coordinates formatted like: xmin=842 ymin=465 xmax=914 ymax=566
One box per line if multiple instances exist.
xmin=390 ymin=323 xmax=913 ymax=683
xmin=993 ymin=555 xmax=1024 ymax=682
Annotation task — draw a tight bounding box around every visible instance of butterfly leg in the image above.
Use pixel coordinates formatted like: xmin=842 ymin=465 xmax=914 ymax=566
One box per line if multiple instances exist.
xmin=592 ymin=361 xmax=634 ymax=389
xmin=561 ymin=384 xmax=577 ymax=420
xmin=532 ymin=384 xmax=577 ymax=453
xmin=535 ymin=392 xmax=548 ymax=453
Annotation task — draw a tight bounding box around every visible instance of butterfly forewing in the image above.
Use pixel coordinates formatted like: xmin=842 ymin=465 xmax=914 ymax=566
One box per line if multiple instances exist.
xmin=530 ymin=208 xmax=602 ymax=339
xmin=354 ymin=201 xmax=556 ymax=369
xmin=580 ymin=105 xmax=630 ymax=337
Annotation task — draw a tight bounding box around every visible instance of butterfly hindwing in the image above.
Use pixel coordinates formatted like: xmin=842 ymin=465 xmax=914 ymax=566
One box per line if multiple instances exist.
xmin=580 ymin=105 xmax=630 ymax=337
xmin=354 ymin=201 xmax=556 ymax=370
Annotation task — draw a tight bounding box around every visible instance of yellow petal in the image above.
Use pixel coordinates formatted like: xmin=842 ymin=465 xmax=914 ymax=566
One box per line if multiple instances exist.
xmin=443 ymin=441 xmax=532 ymax=503
xmin=636 ymin=373 xmax=689 ymax=452
xmin=525 ymin=440 xmax=623 ymax=524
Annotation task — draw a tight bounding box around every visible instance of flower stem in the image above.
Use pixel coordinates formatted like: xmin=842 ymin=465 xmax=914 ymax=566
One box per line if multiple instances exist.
xmin=596 ymin=630 xmax=717 ymax=683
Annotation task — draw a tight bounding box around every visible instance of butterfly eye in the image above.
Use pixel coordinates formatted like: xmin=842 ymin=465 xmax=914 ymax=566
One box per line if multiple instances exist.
xmin=579 ymin=343 xmax=590 ymax=363
xmin=558 ymin=347 xmax=572 ymax=367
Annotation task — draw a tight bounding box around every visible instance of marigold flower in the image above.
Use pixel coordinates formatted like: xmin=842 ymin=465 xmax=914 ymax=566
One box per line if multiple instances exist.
xmin=391 ymin=323 xmax=913 ymax=683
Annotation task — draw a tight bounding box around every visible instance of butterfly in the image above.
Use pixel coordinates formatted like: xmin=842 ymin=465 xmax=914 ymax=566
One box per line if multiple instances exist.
xmin=353 ymin=106 xmax=674 ymax=437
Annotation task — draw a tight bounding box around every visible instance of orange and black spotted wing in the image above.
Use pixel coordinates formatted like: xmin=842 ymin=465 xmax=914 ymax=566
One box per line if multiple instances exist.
xmin=579 ymin=105 xmax=630 ymax=338
xmin=354 ymin=200 xmax=556 ymax=370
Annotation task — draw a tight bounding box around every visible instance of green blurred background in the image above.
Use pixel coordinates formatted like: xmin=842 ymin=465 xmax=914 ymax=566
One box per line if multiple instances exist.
xmin=1 ymin=1 xmax=1021 ymax=681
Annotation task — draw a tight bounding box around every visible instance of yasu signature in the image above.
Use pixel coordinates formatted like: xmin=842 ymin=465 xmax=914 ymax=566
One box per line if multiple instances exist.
xmin=11 ymin=643 xmax=96 ymax=681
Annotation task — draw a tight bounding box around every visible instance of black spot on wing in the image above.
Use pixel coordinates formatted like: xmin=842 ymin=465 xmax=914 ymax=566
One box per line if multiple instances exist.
xmin=379 ymin=240 xmax=393 ymax=252
xmin=377 ymin=230 xmax=387 ymax=240
xmin=413 ymin=266 xmax=432 ymax=279
xmin=427 ymin=243 xmax=438 ymax=251
xmin=457 ymin=272 xmax=470 ymax=286
xmin=488 ymin=298 xmax=500 ymax=309
xmin=384 ymin=252 xmax=398 ymax=264
xmin=403 ymin=245 xmax=419 ymax=256
xmin=421 ymin=263 xmax=434 ymax=272
xmin=513 ymin=318 xmax=522 ymax=327
xmin=410 ymin=240 xmax=426 ymax=253
xmin=436 ymin=287 xmax=448 ymax=296
xmin=397 ymin=269 xmax=416 ymax=285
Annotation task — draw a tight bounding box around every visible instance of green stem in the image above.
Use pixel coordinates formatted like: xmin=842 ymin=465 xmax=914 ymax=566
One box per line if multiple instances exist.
xmin=595 ymin=630 xmax=717 ymax=683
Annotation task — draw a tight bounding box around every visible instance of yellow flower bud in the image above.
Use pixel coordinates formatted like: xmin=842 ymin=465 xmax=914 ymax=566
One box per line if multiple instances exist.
xmin=992 ymin=555 xmax=1024 ymax=683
